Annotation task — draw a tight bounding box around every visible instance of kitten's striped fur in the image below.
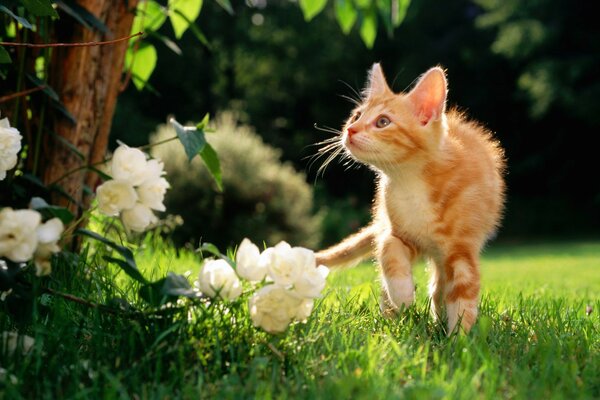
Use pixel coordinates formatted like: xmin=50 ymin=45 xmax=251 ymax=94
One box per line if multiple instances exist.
xmin=316 ymin=64 xmax=505 ymax=334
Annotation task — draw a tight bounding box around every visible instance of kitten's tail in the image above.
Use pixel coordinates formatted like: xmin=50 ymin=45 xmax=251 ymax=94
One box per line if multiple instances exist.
xmin=315 ymin=225 xmax=376 ymax=269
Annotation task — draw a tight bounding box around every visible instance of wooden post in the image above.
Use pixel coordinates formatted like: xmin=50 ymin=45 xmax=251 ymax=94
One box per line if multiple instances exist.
xmin=43 ymin=0 xmax=139 ymax=214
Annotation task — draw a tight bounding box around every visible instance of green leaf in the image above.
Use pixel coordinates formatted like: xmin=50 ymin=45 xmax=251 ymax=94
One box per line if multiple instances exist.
xmin=125 ymin=43 xmax=157 ymax=90
xmin=299 ymin=0 xmax=327 ymax=21
xmin=168 ymin=0 xmax=203 ymax=39
xmin=199 ymin=242 xmax=221 ymax=258
xmin=183 ymin=15 xmax=211 ymax=48
xmin=198 ymin=243 xmax=235 ymax=267
xmin=30 ymin=196 xmax=75 ymax=224
xmin=139 ymin=272 xmax=196 ymax=306
xmin=104 ymin=256 xmax=149 ymax=284
xmin=21 ymin=0 xmax=58 ymax=17
xmin=76 ymin=229 xmax=148 ymax=284
xmin=376 ymin=0 xmax=393 ymax=36
xmin=0 ymin=5 xmax=34 ymax=29
xmin=393 ymin=0 xmax=410 ymax=27
xmin=335 ymin=0 xmax=357 ymax=34
xmin=199 ymin=142 xmax=222 ymax=191
xmin=359 ymin=9 xmax=378 ymax=48
xmin=131 ymin=0 xmax=167 ymax=34
xmin=196 ymin=113 xmax=210 ymax=130
xmin=170 ymin=118 xmax=206 ymax=161
xmin=55 ymin=0 xmax=109 ymax=33
xmin=0 ymin=46 xmax=11 ymax=64
xmin=214 ymin=0 xmax=233 ymax=15
xmin=148 ymin=31 xmax=182 ymax=55
xmin=162 ymin=272 xmax=196 ymax=297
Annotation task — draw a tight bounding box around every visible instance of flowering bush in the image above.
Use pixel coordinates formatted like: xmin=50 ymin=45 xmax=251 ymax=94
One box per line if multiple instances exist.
xmin=192 ymin=238 xmax=329 ymax=333
xmin=1 ymin=116 xmax=328 ymax=340
xmin=96 ymin=144 xmax=170 ymax=232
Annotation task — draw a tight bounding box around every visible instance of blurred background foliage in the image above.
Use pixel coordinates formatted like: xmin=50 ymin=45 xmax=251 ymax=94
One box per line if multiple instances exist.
xmin=151 ymin=112 xmax=322 ymax=248
xmin=112 ymin=0 xmax=600 ymax=248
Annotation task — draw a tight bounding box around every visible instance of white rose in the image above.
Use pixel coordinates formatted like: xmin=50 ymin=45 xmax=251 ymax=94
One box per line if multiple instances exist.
xmin=291 ymin=265 xmax=329 ymax=299
xmin=34 ymin=218 xmax=64 ymax=276
xmin=198 ymin=259 xmax=242 ymax=300
xmin=248 ymin=284 xmax=303 ymax=333
xmin=0 ymin=208 xmax=41 ymax=262
xmin=1 ymin=331 xmax=35 ymax=356
xmin=263 ymin=241 xmax=303 ymax=287
xmin=96 ymin=180 xmax=138 ymax=216
xmin=111 ymin=145 xmax=149 ymax=186
xmin=121 ymin=203 xmax=156 ymax=232
xmin=136 ymin=177 xmax=169 ymax=211
xmin=0 ymin=117 xmax=22 ymax=180
xmin=294 ymin=298 xmax=315 ymax=321
xmin=235 ymin=238 xmax=267 ymax=282
xmin=140 ymin=158 xmax=166 ymax=183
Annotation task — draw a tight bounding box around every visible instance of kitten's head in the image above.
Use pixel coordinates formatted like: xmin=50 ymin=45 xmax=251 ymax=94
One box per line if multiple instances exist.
xmin=341 ymin=64 xmax=448 ymax=171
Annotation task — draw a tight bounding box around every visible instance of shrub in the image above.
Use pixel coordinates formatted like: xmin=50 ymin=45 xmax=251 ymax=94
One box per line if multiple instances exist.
xmin=150 ymin=113 xmax=322 ymax=249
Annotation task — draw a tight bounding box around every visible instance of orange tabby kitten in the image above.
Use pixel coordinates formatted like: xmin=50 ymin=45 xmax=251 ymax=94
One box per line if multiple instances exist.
xmin=316 ymin=64 xmax=505 ymax=334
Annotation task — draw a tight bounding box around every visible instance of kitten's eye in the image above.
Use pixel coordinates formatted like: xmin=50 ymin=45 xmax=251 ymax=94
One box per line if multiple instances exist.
xmin=375 ymin=115 xmax=391 ymax=128
xmin=351 ymin=111 xmax=362 ymax=123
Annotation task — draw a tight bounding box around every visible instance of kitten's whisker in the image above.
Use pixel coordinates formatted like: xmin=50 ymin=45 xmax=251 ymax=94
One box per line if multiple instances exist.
xmin=338 ymin=79 xmax=363 ymax=102
xmin=314 ymin=123 xmax=343 ymax=136
xmin=338 ymin=94 xmax=361 ymax=106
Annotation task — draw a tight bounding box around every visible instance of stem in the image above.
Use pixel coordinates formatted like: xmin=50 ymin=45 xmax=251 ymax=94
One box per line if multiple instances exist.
xmin=0 ymin=86 xmax=46 ymax=103
xmin=138 ymin=135 xmax=179 ymax=151
xmin=0 ymin=32 xmax=144 ymax=48
xmin=49 ymin=136 xmax=180 ymax=186
xmin=42 ymin=287 xmax=152 ymax=318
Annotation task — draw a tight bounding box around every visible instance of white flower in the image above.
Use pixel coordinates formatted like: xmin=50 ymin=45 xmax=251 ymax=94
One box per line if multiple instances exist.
xmin=198 ymin=259 xmax=242 ymax=300
xmin=0 ymin=117 xmax=22 ymax=180
xmin=121 ymin=203 xmax=156 ymax=232
xmin=291 ymin=265 xmax=329 ymax=299
xmin=0 ymin=208 xmax=41 ymax=262
xmin=140 ymin=158 xmax=166 ymax=183
xmin=294 ymin=298 xmax=315 ymax=321
xmin=136 ymin=177 xmax=169 ymax=211
xmin=1 ymin=331 xmax=35 ymax=356
xmin=262 ymin=241 xmax=304 ymax=287
xmin=248 ymin=284 xmax=305 ymax=333
xmin=236 ymin=238 xmax=267 ymax=282
xmin=111 ymin=145 xmax=149 ymax=186
xmin=96 ymin=180 xmax=138 ymax=216
xmin=34 ymin=218 xmax=64 ymax=276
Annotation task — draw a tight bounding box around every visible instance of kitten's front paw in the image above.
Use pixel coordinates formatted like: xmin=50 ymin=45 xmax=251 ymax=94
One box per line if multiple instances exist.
xmin=380 ymin=277 xmax=415 ymax=318
xmin=380 ymin=290 xmax=399 ymax=318
xmin=386 ymin=276 xmax=415 ymax=309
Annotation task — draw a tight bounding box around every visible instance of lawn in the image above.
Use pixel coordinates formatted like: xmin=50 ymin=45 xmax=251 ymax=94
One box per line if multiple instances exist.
xmin=1 ymin=239 xmax=599 ymax=399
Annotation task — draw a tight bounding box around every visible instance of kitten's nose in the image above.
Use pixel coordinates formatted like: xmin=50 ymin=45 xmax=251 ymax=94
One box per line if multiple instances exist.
xmin=347 ymin=126 xmax=358 ymax=137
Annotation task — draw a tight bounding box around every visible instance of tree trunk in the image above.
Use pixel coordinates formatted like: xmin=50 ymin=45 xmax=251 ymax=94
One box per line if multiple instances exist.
xmin=43 ymin=0 xmax=139 ymax=215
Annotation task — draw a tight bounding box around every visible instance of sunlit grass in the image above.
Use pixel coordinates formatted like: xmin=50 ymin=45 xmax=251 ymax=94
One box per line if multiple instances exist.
xmin=1 ymin=239 xmax=598 ymax=398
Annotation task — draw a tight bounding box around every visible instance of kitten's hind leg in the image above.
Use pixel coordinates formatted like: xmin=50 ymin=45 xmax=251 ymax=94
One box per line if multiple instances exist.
xmin=377 ymin=234 xmax=417 ymax=317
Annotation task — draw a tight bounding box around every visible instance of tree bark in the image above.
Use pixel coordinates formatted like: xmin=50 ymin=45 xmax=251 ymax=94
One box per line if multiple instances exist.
xmin=43 ymin=0 xmax=139 ymax=214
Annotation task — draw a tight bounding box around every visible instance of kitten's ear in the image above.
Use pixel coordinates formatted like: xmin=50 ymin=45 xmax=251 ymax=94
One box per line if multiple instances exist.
xmin=407 ymin=67 xmax=447 ymax=125
xmin=365 ymin=63 xmax=391 ymax=97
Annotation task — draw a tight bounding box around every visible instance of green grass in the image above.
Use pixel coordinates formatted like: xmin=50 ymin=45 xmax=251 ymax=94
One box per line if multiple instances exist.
xmin=1 ymin=239 xmax=599 ymax=399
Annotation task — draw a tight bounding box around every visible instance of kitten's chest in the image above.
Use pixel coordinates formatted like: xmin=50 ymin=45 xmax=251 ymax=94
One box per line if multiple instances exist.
xmin=382 ymin=175 xmax=437 ymax=242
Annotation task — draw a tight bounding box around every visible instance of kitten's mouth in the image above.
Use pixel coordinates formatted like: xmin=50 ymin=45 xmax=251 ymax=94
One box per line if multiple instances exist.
xmin=344 ymin=135 xmax=363 ymax=151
